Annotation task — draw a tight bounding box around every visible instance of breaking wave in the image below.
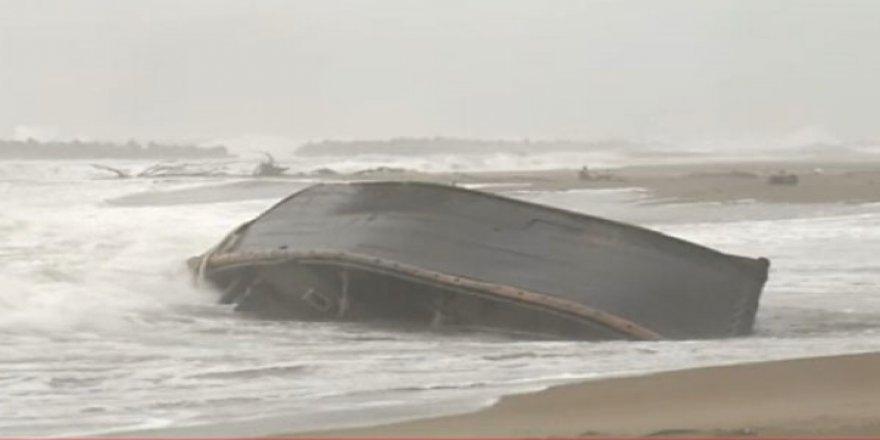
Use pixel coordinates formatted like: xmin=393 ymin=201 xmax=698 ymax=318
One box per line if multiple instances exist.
xmin=206 ymin=129 xmax=880 ymax=175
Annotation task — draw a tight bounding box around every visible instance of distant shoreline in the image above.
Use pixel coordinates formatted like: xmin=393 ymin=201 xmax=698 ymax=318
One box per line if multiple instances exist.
xmin=295 ymin=137 xmax=879 ymax=158
xmin=306 ymin=158 xmax=880 ymax=204
xmin=101 ymin=158 xmax=880 ymax=205
xmin=0 ymin=139 xmax=230 ymax=160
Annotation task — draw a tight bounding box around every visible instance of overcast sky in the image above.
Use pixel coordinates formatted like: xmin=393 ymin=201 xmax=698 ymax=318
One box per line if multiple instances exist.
xmin=1 ymin=0 xmax=878 ymax=145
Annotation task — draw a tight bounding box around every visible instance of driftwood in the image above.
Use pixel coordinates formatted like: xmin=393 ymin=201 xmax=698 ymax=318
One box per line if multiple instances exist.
xmin=252 ymin=153 xmax=289 ymax=177
xmin=91 ymin=164 xmax=132 ymax=178
xmin=767 ymin=171 xmax=799 ymax=186
xmin=91 ymin=162 xmax=230 ymax=179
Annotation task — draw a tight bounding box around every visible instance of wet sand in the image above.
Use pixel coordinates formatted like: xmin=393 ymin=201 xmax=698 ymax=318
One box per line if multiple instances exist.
xmin=291 ymin=160 xmax=880 ymax=437
xmin=112 ymin=158 xmax=880 ymax=436
xmin=301 ymin=352 xmax=880 ymax=437
xmin=113 ymin=158 xmax=880 ymax=206
xmin=329 ymin=159 xmax=880 ymax=204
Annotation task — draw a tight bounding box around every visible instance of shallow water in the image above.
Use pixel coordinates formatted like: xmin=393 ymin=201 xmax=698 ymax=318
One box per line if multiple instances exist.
xmin=2 ymin=160 xmax=879 ymax=435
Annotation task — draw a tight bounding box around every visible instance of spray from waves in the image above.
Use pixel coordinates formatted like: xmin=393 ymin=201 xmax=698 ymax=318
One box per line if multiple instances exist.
xmin=638 ymin=126 xmax=880 ymax=157
xmin=0 ymin=249 xmax=213 ymax=339
xmin=5 ymin=127 xmax=878 ymax=181
xmin=202 ymin=128 xmax=880 ymax=175
xmin=273 ymin=146 xmax=878 ymax=175
xmin=285 ymin=151 xmax=632 ymax=174
xmin=0 ymin=173 xmax=241 ymax=336
xmin=0 ymin=271 xmax=203 ymax=335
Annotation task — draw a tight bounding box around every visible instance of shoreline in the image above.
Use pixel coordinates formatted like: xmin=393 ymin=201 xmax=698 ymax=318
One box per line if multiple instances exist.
xmin=110 ymin=158 xmax=880 ymax=207
xmin=327 ymin=159 xmax=880 ymax=204
xmin=297 ymin=351 xmax=880 ymax=437
xmin=286 ymin=161 xmax=880 ymax=436
xmin=105 ymin=158 xmax=880 ymax=437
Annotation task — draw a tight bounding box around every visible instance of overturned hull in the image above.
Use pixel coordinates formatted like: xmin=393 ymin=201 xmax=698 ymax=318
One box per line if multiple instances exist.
xmin=190 ymin=181 xmax=769 ymax=340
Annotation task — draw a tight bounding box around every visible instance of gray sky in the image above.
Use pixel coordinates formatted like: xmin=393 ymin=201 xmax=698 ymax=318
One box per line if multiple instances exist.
xmin=1 ymin=0 xmax=878 ymax=145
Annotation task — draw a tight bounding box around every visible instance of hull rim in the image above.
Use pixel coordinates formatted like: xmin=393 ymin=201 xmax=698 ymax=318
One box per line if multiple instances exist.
xmin=193 ymin=249 xmax=664 ymax=341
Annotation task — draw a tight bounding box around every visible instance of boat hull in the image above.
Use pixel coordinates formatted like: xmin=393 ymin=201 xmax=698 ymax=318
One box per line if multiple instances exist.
xmin=191 ymin=182 xmax=769 ymax=340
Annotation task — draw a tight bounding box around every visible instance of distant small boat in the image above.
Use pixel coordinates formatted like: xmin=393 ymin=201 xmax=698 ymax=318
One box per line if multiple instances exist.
xmin=189 ymin=182 xmax=769 ymax=340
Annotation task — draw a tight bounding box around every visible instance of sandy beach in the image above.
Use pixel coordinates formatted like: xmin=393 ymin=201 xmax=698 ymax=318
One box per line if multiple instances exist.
xmin=285 ymin=159 xmax=880 ymax=437
xmin=113 ymin=158 xmax=880 ymax=207
xmin=94 ymin=157 xmax=880 ymax=436
xmin=300 ymin=352 xmax=880 ymax=437
xmin=319 ymin=159 xmax=880 ymax=205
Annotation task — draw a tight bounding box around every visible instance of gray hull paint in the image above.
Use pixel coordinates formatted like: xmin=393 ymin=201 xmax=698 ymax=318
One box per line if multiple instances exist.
xmin=193 ymin=182 xmax=769 ymax=340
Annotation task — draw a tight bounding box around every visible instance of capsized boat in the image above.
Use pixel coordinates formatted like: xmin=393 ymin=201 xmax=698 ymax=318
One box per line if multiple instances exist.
xmin=189 ymin=181 xmax=769 ymax=340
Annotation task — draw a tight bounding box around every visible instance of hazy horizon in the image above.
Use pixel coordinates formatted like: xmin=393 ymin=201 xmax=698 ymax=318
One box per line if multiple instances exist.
xmin=2 ymin=0 xmax=879 ymax=149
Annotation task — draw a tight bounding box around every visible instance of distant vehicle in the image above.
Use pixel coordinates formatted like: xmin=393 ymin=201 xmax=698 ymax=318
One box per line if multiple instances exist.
xmin=189 ymin=182 xmax=769 ymax=340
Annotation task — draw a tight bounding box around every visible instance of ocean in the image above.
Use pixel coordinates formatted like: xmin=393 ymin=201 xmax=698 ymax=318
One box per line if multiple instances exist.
xmin=2 ymin=154 xmax=879 ymax=435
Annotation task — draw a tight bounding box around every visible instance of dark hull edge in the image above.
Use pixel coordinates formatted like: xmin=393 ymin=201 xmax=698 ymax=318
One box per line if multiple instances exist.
xmin=190 ymin=250 xmax=663 ymax=341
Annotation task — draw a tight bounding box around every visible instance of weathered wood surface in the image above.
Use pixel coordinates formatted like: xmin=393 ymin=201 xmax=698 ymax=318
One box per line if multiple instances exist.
xmin=197 ymin=182 xmax=769 ymax=339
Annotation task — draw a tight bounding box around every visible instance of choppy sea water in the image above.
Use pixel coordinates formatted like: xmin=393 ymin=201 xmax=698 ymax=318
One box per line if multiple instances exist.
xmin=2 ymin=159 xmax=880 ymax=435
